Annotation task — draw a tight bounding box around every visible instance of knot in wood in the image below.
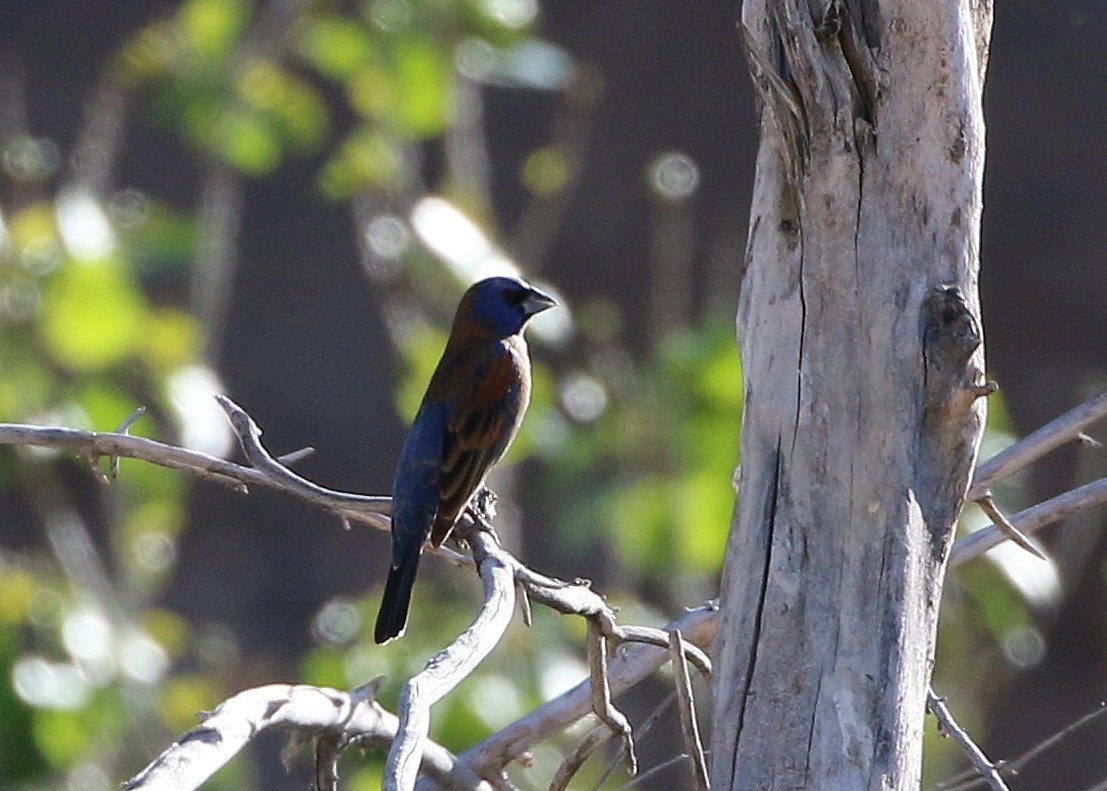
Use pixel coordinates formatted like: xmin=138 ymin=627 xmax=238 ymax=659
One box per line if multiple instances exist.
xmin=920 ymin=284 xmax=987 ymax=419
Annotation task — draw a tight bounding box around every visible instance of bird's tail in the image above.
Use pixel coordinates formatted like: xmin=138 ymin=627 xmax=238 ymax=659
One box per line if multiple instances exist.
xmin=374 ymin=545 xmax=421 ymax=644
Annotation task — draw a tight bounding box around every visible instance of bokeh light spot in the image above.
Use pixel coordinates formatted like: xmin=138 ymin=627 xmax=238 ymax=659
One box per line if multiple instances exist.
xmin=560 ymin=374 xmax=608 ymax=423
xmin=649 ymin=151 xmax=700 ymax=201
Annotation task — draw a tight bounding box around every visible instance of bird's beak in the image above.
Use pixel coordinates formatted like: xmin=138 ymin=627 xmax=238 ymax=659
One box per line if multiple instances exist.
xmin=522 ymin=286 xmax=558 ymax=317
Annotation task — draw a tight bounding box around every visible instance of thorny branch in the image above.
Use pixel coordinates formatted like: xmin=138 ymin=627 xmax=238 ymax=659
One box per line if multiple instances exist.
xmin=2 ymin=391 xmax=1106 ymax=790
xmin=933 ymin=701 xmax=1107 ymax=791
xmin=927 ymin=688 xmax=1011 ymax=791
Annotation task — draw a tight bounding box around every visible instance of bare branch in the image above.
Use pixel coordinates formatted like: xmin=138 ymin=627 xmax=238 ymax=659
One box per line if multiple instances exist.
xmin=549 ymin=725 xmax=619 ymax=791
xmin=587 ymin=622 xmax=637 ymax=775
xmin=968 ymin=391 xmax=1107 ymax=499
xmin=669 ymin=630 xmax=708 ymax=791
xmin=214 ymin=395 xmax=391 ymax=520
xmin=0 ymin=413 xmax=388 ymax=527
xmin=927 ymin=688 xmax=1010 ymax=791
xmin=435 ymin=604 xmax=718 ymax=786
xmin=384 ymin=528 xmax=517 ymax=791
xmin=18 ymin=393 xmax=1107 ymax=790
xmin=951 ymin=476 xmax=1107 ymax=566
xmin=618 ymin=625 xmax=711 ymax=681
xmin=122 ymin=681 xmax=486 ymax=791
xmin=935 ymin=701 xmax=1107 ymax=791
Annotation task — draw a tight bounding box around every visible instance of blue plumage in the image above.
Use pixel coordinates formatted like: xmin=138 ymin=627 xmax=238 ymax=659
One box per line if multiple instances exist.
xmin=374 ymin=276 xmax=557 ymax=644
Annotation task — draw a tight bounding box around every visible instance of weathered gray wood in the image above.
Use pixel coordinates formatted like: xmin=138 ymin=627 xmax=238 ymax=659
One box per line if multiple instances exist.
xmin=712 ymin=2 xmax=993 ymax=789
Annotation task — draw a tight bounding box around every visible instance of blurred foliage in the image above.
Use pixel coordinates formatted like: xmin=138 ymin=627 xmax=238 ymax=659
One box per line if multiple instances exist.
xmin=112 ymin=0 xmax=538 ymax=192
xmin=541 ymin=319 xmax=741 ymax=589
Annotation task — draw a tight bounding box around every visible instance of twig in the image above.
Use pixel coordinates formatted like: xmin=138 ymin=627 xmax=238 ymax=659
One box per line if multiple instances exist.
xmin=110 ymin=405 xmax=146 ymax=479
xmin=214 ymin=395 xmax=391 ymax=521
xmin=16 ymin=395 xmax=1107 ymax=790
xmin=590 ymin=690 xmax=679 ymax=791
xmin=587 ymin=622 xmax=637 ymax=775
xmin=927 ymin=688 xmax=1011 ymax=791
xmin=618 ymin=753 xmax=702 ymax=790
xmin=968 ymin=391 xmax=1107 ymax=499
xmin=669 ymin=630 xmax=709 ymax=791
xmin=935 ymin=701 xmax=1107 ymax=791
xmin=619 ymin=625 xmax=712 ymax=681
xmin=549 ymin=725 xmax=620 ymax=791
xmin=313 ymin=734 xmax=341 ymax=791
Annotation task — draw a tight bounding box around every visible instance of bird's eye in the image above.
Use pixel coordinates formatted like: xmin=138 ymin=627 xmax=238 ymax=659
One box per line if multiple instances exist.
xmin=503 ymin=289 xmax=528 ymax=306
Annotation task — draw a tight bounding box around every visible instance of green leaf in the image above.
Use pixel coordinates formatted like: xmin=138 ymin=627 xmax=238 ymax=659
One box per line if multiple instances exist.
xmin=179 ymin=0 xmax=247 ymax=65
xmin=297 ymin=16 xmax=376 ymax=80
xmin=318 ymin=130 xmax=402 ymax=200
xmin=37 ymin=260 xmax=146 ymax=372
xmin=214 ymin=108 xmax=282 ymax=173
xmin=391 ymin=35 xmax=449 ymax=137
xmin=677 ymin=470 xmax=732 ymax=572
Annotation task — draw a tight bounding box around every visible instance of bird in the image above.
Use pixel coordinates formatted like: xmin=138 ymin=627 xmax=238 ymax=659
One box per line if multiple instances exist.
xmin=374 ymin=276 xmax=557 ymax=644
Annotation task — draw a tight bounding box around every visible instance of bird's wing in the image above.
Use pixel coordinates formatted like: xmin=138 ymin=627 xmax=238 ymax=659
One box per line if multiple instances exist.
xmin=390 ymin=400 xmax=448 ymax=567
xmin=430 ymin=344 xmax=527 ymax=545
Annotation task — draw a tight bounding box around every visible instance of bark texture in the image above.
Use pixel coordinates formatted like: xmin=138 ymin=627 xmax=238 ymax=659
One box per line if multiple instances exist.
xmin=712 ymin=2 xmax=993 ymax=789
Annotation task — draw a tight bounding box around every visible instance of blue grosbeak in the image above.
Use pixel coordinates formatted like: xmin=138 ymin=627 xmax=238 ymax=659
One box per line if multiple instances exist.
xmin=374 ymin=276 xmax=557 ymax=644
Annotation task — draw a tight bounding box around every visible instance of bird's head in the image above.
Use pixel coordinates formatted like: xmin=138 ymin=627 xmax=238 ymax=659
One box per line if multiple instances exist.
xmin=460 ymin=276 xmax=558 ymax=338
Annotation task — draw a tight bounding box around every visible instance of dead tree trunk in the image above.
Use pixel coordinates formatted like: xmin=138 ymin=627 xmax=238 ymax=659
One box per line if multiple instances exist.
xmin=712 ymin=2 xmax=994 ymax=789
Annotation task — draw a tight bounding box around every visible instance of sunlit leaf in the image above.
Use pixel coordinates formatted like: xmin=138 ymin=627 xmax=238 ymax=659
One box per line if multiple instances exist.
xmin=140 ymin=610 xmax=189 ymax=661
xmin=32 ymin=708 xmax=91 ymax=767
xmin=0 ymin=352 xmax=52 ymax=421
xmin=300 ymin=649 xmax=347 ymax=688
xmin=521 ymin=147 xmax=569 ymax=196
xmin=37 ymin=260 xmax=146 ymax=371
xmin=179 ymin=0 xmax=247 ymax=65
xmin=7 ymin=204 xmax=57 ymax=252
xmin=75 ymin=382 xmax=137 ymax=437
xmin=347 ymin=65 xmax=395 ymax=120
xmin=393 ymin=323 xmax=448 ymax=420
xmin=346 ymin=766 xmax=387 ymax=791
xmin=214 ymin=108 xmax=282 ymax=173
xmin=141 ymin=309 xmax=202 ymax=372
xmin=0 ymin=570 xmax=36 ymax=624
xmin=297 ymin=16 xmax=376 ymax=79
xmin=608 ymin=477 xmax=671 ymax=571
xmin=318 ymin=130 xmax=401 ymax=200
xmin=677 ymin=470 xmax=731 ymax=572
xmin=391 ymin=35 xmax=449 ymax=136
xmin=157 ymin=675 xmax=221 ymax=733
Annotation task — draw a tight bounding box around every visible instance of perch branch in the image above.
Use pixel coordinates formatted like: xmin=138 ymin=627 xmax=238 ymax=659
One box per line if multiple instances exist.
xmin=13 ymin=393 xmax=1107 ymax=790
xmin=0 ymin=402 xmax=391 ymax=527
